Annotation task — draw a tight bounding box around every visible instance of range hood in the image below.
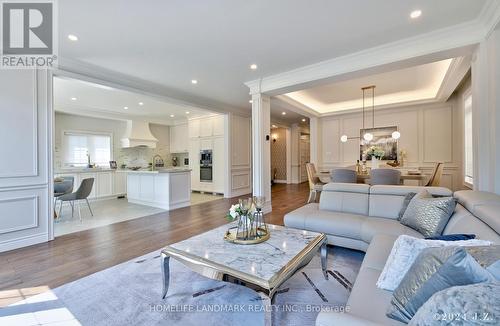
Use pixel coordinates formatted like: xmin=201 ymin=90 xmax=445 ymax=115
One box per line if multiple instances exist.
xmin=121 ymin=120 xmax=158 ymax=148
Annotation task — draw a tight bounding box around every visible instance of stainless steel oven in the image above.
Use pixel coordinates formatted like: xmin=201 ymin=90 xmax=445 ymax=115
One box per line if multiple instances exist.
xmin=200 ymin=150 xmax=213 ymax=182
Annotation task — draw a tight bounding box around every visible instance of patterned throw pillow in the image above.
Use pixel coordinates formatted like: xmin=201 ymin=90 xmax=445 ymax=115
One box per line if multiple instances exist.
xmin=409 ymin=283 xmax=500 ymax=326
xmin=400 ymin=190 xmax=456 ymax=237
xmin=386 ymin=246 xmax=496 ymax=323
xmin=376 ymin=235 xmax=491 ymax=291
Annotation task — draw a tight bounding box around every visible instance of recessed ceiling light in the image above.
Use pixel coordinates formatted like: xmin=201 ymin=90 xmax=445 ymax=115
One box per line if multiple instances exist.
xmin=410 ymin=10 xmax=422 ymax=19
xmin=123 ymin=106 xmax=128 ymax=110
xmin=70 ymin=97 xmax=77 ymax=101
xmin=185 ymin=111 xmax=190 ymax=114
xmin=272 ymin=124 xmax=277 ymax=128
xmin=68 ymin=34 xmax=78 ymax=41
xmin=191 ymin=79 xmax=198 ymax=84
xmin=301 ymin=118 xmax=306 ymax=122
xmin=138 ymin=102 xmax=144 ymax=106
xmin=281 ymin=112 xmax=286 ymax=115
xmin=249 ymin=100 xmax=253 ymax=103
xmin=250 ymin=64 xmax=258 ymax=70
xmin=170 ymin=114 xmax=175 ymax=118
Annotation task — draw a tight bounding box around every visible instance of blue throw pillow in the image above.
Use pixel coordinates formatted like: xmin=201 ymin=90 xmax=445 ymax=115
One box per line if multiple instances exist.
xmin=425 ymin=234 xmax=476 ymax=241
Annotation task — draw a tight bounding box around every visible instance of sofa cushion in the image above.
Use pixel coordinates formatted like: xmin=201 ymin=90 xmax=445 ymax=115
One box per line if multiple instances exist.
xmin=400 ymin=190 xmax=456 ymax=237
xmin=454 ymin=190 xmax=500 ymax=234
xmin=361 ymin=218 xmax=423 ymax=243
xmin=361 ymin=234 xmax=399 ymax=271
xmin=409 ymin=282 xmax=500 ymax=326
xmin=368 ymin=186 xmax=453 ymax=219
xmin=347 ymin=266 xmax=404 ymax=326
xmin=320 ymin=183 xmax=369 ymax=215
xmin=387 ymin=247 xmax=495 ymax=323
xmin=283 ymin=203 xmax=319 ymax=230
xmin=443 ymin=204 xmax=500 ymax=243
xmin=303 ymin=211 xmax=366 ymax=240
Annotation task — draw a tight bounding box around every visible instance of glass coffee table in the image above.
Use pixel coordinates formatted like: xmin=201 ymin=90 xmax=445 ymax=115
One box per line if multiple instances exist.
xmin=161 ymin=223 xmax=328 ymax=305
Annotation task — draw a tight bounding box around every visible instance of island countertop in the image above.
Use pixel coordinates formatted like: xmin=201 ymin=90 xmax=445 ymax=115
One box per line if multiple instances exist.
xmin=116 ymin=168 xmax=191 ymax=174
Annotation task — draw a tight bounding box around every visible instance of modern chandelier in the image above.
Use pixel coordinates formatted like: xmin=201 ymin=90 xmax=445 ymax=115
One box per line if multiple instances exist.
xmin=340 ymin=85 xmax=401 ymax=143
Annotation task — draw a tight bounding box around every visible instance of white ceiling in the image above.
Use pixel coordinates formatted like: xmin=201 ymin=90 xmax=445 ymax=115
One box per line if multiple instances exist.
xmin=54 ymin=77 xmax=214 ymax=125
xmin=58 ymin=0 xmax=489 ymax=111
xmin=284 ymin=59 xmax=453 ymax=114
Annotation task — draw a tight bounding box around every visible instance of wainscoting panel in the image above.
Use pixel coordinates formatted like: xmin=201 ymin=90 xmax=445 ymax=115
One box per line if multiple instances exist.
xmin=423 ymin=106 xmax=453 ymax=163
xmin=229 ymin=114 xmax=252 ymax=197
xmin=0 ymin=186 xmax=48 ymax=252
xmin=0 ymin=70 xmax=51 ymax=253
xmin=321 ymin=119 xmax=341 ymax=164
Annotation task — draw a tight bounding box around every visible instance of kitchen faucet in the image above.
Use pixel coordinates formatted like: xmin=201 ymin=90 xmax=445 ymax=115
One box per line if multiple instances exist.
xmin=151 ymin=154 xmax=163 ymax=171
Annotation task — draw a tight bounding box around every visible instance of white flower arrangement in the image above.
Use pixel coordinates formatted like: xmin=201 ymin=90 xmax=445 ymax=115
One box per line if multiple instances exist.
xmin=364 ymin=146 xmax=385 ymax=159
xmin=226 ymin=203 xmax=256 ymax=222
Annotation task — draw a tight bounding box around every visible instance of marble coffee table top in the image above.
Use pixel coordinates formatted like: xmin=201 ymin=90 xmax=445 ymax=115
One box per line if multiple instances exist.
xmin=164 ymin=223 xmax=325 ymax=285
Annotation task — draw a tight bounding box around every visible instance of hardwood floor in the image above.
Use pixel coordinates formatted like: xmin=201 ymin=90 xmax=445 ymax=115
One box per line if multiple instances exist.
xmin=0 ymin=182 xmax=310 ymax=306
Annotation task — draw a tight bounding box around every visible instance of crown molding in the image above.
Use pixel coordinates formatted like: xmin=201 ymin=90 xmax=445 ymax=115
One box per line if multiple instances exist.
xmin=55 ymin=57 xmax=249 ymax=117
xmin=436 ymin=56 xmax=471 ymax=102
xmin=244 ymin=10 xmax=493 ymax=96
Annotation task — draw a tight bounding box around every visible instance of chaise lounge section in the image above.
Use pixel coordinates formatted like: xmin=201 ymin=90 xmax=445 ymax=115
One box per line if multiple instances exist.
xmin=284 ymin=183 xmax=500 ymax=325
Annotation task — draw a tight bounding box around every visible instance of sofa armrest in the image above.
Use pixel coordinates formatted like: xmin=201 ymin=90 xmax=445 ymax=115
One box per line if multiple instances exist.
xmin=316 ymin=312 xmax=384 ymax=326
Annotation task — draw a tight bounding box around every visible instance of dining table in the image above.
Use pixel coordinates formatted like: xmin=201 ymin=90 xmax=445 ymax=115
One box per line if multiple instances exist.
xmin=316 ymin=171 xmax=429 ymax=186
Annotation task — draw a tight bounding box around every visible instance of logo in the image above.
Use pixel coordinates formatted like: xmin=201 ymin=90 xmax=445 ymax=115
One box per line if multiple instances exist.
xmin=1 ymin=1 xmax=57 ymax=68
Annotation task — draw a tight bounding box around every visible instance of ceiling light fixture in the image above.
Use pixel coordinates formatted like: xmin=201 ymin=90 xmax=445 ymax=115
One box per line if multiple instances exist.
xmin=185 ymin=111 xmax=190 ymax=114
xmin=170 ymin=114 xmax=175 ymax=118
xmin=71 ymin=97 xmax=77 ymax=101
xmin=271 ymin=124 xmax=277 ymax=128
xmin=138 ymin=102 xmax=144 ymax=106
xmin=249 ymin=100 xmax=253 ymax=104
xmin=250 ymin=64 xmax=258 ymax=70
xmin=68 ymin=34 xmax=78 ymax=41
xmin=340 ymin=86 xmax=402 ymax=144
xmin=301 ymin=118 xmax=306 ymax=122
xmin=123 ymin=106 xmax=128 ymax=110
xmin=191 ymin=79 xmax=198 ymax=84
xmin=410 ymin=10 xmax=422 ymax=19
xmin=281 ymin=112 xmax=286 ymax=115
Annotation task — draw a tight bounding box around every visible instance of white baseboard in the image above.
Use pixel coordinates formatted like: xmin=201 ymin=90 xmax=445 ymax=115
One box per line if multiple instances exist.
xmin=273 ymin=180 xmax=287 ymax=184
xmin=0 ymin=232 xmax=49 ymax=253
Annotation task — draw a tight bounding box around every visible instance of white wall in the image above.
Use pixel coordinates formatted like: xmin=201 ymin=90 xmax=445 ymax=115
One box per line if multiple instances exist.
xmin=228 ymin=113 xmax=252 ymax=197
xmin=0 ymin=70 xmax=52 ymax=253
xmin=318 ymin=93 xmax=467 ymax=191
xmin=54 ymin=113 xmax=171 ymax=169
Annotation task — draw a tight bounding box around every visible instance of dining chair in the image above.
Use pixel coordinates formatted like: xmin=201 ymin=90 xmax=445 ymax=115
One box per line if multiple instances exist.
xmin=370 ymin=168 xmax=401 ymax=185
xmin=57 ymin=178 xmax=94 ymax=221
xmin=306 ymin=163 xmax=325 ymax=203
xmin=331 ymin=169 xmax=357 ymax=183
xmin=425 ymin=162 xmax=444 ymax=186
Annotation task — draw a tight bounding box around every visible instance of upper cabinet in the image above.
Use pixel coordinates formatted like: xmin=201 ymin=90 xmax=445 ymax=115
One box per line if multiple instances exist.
xmin=170 ymin=123 xmax=189 ymax=153
xmin=187 ymin=115 xmax=225 ymax=138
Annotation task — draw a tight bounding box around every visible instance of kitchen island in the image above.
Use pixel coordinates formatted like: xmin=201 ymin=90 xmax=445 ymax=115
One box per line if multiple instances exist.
xmin=118 ymin=168 xmax=191 ymax=210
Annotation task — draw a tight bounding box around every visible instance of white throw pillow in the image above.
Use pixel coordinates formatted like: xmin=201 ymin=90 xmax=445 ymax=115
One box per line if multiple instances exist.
xmin=376 ymin=235 xmax=491 ymax=291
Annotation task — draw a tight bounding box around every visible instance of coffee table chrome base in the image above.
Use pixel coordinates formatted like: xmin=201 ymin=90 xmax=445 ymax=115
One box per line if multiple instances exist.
xmin=321 ymin=242 xmax=328 ymax=280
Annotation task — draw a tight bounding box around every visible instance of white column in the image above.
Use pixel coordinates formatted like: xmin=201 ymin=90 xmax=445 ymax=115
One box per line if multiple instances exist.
xmin=251 ymin=93 xmax=272 ymax=213
xmin=309 ymin=117 xmax=319 ymax=167
xmin=471 ymin=28 xmax=500 ymax=194
xmin=290 ymin=123 xmax=301 ymax=184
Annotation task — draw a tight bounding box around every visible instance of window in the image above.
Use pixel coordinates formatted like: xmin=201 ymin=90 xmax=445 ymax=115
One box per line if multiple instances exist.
xmin=62 ymin=131 xmax=112 ymax=168
xmin=464 ymin=93 xmax=473 ymax=187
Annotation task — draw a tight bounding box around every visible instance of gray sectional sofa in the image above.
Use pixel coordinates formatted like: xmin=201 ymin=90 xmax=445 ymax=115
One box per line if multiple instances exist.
xmin=284 ymin=183 xmax=500 ymax=325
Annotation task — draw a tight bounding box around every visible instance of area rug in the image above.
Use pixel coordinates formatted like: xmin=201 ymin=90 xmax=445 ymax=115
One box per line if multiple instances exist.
xmin=0 ymin=246 xmax=364 ymax=326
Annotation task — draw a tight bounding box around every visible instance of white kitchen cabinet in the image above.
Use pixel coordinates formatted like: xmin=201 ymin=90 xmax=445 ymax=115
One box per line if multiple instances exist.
xmin=170 ymin=123 xmax=189 ymax=153
xmin=189 ymin=139 xmax=200 ymax=190
xmin=114 ymin=172 xmax=127 ymax=195
xmin=212 ymin=115 xmax=225 ymax=136
xmin=97 ymin=172 xmax=113 ymax=197
xmin=200 ymin=138 xmax=213 ymax=150
xmin=200 ymin=119 xmax=213 ymax=137
xmin=212 ymin=137 xmax=225 ymax=193
xmin=188 ymin=119 xmax=200 ymax=138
